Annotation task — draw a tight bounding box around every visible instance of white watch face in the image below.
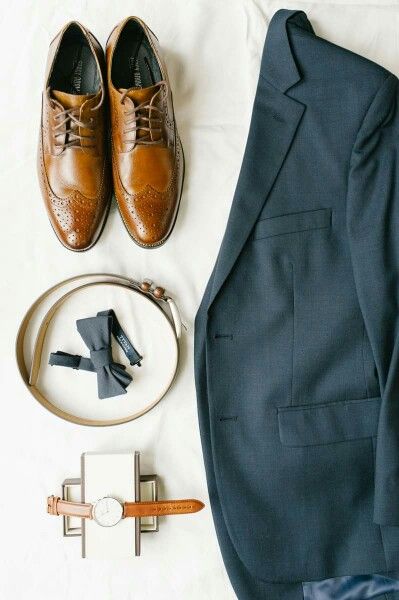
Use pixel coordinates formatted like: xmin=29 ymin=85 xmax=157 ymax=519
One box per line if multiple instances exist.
xmin=92 ymin=497 xmax=123 ymax=527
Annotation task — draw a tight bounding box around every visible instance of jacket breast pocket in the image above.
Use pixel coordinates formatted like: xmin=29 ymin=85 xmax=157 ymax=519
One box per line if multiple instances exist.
xmin=254 ymin=207 xmax=332 ymax=240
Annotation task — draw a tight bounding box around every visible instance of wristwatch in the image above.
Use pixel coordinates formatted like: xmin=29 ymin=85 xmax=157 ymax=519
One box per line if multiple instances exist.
xmin=47 ymin=495 xmax=204 ymax=527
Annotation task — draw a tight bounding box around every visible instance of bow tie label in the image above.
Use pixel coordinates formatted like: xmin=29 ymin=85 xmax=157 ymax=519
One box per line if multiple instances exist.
xmin=117 ymin=332 xmax=135 ymax=356
xmin=97 ymin=309 xmax=142 ymax=367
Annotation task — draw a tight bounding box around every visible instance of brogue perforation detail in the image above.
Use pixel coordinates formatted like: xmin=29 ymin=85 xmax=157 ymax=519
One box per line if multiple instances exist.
xmin=38 ymin=136 xmax=110 ymax=251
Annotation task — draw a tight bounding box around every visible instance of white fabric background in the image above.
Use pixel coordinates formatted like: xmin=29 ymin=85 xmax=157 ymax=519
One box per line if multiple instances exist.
xmin=1 ymin=1 xmax=399 ymax=598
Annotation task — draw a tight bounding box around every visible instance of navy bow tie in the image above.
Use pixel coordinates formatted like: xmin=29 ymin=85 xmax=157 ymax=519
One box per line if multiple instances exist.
xmin=49 ymin=309 xmax=142 ymax=399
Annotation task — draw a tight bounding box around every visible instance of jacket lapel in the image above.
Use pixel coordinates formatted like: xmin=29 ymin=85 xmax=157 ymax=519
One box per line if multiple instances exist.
xmin=207 ymin=9 xmax=311 ymax=310
xmin=207 ymin=82 xmax=305 ymax=310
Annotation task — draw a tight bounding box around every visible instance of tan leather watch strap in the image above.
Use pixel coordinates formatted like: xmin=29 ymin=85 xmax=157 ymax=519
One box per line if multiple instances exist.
xmin=15 ymin=273 xmax=181 ymax=427
xmin=47 ymin=496 xmax=205 ymax=519
xmin=123 ymin=499 xmax=205 ymax=517
xmin=47 ymin=495 xmax=92 ymax=519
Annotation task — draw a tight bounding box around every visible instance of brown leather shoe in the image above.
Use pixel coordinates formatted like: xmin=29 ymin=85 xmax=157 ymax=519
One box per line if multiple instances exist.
xmin=38 ymin=22 xmax=111 ymax=251
xmin=106 ymin=17 xmax=184 ymax=248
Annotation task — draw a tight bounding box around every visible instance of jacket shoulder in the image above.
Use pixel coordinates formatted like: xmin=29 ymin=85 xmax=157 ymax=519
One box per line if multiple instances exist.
xmin=290 ymin=23 xmax=394 ymax=93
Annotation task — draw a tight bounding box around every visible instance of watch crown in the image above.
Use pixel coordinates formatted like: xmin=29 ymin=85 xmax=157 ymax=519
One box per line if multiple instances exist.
xmin=47 ymin=495 xmax=60 ymax=515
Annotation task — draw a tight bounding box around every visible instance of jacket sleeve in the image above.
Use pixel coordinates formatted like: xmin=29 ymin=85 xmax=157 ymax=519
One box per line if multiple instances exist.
xmin=347 ymin=72 xmax=399 ymax=526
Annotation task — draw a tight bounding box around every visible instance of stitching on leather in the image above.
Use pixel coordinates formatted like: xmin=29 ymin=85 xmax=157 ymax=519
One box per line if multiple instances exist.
xmin=152 ymin=505 xmax=192 ymax=512
xmin=39 ymin=134 xmax=108 ymax=217
xmin=114 ymin=133 xmax=180 ymax=196
xmin=129 ymin=500 xmax=195 ymax=512
xmin=38 ymin=134 xmax=110 ymax=250
xmin=111 ymin=135 xmax=183 ymax=247
xmin=39 ymin=127 xmax=108 ymax=201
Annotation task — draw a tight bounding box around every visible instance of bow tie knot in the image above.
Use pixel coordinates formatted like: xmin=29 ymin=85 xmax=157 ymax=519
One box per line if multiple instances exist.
xmin=90 ymin=347 xmax=113 ymax=370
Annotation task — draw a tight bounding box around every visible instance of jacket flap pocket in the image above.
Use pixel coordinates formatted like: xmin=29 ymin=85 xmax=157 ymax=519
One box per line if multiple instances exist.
xmin=254 ymin=207 xmax=331 ymax=240
xmin=278 ymin=396 xmax=381 ymax=447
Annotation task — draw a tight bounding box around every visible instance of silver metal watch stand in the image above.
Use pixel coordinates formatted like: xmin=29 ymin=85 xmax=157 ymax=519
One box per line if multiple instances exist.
xmin=61 ymin=451 xmax=159 ymax=556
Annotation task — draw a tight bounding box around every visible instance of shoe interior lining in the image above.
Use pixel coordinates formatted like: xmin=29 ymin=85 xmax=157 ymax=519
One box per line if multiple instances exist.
xmin=49 ymin=24 xmax=99 ymax=95
xmin=111 ymin=20 xmax=162 ymax=89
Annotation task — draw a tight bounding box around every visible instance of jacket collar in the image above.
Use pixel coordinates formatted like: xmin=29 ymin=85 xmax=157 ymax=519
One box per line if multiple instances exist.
xmin=260 ymin=9 xmax=314 ymax=93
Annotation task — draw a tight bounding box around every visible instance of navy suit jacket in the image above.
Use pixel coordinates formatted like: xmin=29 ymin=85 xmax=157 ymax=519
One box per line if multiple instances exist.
xmin=195 ymin=8 xmax=399 ymax=598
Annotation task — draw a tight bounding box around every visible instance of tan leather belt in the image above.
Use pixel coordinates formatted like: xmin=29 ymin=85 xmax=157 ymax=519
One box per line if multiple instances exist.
xmin=16 ymin=273 xmax=181 ymax=427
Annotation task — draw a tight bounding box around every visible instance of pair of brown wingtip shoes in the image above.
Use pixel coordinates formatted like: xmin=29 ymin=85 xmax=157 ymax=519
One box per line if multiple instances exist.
xmin=38 ymin=17 xmax=184 ymax=251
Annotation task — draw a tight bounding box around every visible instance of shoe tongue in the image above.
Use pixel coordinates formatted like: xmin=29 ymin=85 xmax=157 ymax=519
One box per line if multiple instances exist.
xmin=51 ymin=90 xmax=95 ymax=109
xmin=120 ymin=85 xmax=159 ymax=104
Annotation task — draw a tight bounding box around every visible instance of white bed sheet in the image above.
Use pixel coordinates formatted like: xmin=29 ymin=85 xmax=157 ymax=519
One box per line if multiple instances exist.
xmin=1 ymin=1 xmax=399 ymax=598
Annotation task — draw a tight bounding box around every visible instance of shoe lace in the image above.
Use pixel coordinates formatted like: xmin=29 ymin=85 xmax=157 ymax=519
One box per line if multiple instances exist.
xmin=120 ymin=81 xmax=166 ymax=146
xmin=51 ymin=94 xmax=103 ymax=150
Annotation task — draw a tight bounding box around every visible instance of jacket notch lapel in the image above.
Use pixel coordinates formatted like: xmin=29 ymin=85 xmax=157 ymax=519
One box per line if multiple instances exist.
xmin=207 ymin=80 xmax=305 ymax=310
xmin=206 ymin=9 xmax=314 ymax=311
